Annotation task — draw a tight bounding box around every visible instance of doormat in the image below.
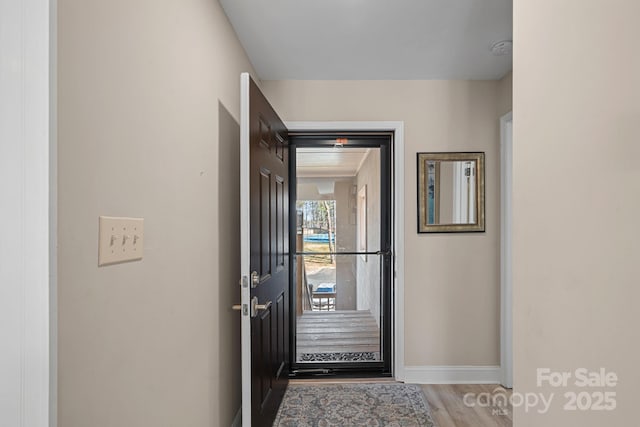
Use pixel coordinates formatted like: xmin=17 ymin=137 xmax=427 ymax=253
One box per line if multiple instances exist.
xmin=273 ymin=383 xmax=436 ymax=426
xmin=299 ymin=352 xmax=380 ymax=362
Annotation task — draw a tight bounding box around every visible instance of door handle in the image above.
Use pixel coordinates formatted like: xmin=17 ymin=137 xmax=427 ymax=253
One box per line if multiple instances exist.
xmin=254 ymin=300 xmax=272 ymax=311
xmin=251 ymin=296 xmax=272 ymax=317
xmin=232 ymin=298 xmax=272 ymax=317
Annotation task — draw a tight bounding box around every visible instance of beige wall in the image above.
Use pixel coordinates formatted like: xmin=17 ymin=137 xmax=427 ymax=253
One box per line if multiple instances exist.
xmin=356 ymin=149 xmax=381 ymax=327
xmin=57 ymin=0 xmax=255 ymax=425
xmin=334 ymin=180 xmax=358 ymax=310
xmin=263 ymin=80 xmax=502 ymax=366
xmin=514 ymin=0 xmax=639 ymax=425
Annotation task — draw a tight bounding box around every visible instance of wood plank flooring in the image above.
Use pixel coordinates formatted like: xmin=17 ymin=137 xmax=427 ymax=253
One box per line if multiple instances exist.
xmin=422 ymin=384 xmax=513 ymax=427
xmin=296 ymin=310 xmax=380 ymax=360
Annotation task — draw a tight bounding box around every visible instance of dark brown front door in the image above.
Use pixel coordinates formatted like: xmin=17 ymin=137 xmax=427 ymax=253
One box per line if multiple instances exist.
xmin=245 ymin=75 xmax=289 ymax=426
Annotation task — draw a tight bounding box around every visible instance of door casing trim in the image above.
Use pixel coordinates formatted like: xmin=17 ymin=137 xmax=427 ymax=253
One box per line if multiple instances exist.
xmin=500 ymin=112 xmax=513 ymax=388
xmin=239 ymin=73 xmax=252 ymax=426
xmin=285 ymin=121 xmax=405 ymax=381
xmin=1 ymin=0 xmax=52 ymax=425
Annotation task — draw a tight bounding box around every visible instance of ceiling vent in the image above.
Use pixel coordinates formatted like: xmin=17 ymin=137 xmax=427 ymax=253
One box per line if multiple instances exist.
xmin=491 ymin=40 xmax=513 ymax=56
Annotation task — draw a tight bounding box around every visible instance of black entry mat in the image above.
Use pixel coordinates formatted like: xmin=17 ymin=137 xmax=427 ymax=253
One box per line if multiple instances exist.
xmin=299 ymin=352 xmax=380 ymax=362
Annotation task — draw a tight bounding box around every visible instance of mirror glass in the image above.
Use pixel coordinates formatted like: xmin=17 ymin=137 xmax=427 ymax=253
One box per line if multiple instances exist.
xmin=418 ymin=152 xmax=485 ymax=232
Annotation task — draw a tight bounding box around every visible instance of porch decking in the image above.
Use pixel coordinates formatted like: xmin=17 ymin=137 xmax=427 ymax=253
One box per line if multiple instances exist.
xmin=296 ymin=310 xmax=380 ymax=361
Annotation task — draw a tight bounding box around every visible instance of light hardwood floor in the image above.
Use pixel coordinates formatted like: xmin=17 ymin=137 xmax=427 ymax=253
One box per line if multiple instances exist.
xmin=422 ymin=384 xmax=513 ymax=427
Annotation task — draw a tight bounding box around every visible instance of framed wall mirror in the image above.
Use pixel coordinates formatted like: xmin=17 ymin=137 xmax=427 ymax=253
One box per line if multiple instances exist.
xmin=417 ymin=152 xmax=485 ymax=233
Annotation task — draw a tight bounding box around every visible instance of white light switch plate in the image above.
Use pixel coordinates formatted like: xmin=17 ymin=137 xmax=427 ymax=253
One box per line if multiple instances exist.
xmin=98 ymin=216 xmax=144 ymax=266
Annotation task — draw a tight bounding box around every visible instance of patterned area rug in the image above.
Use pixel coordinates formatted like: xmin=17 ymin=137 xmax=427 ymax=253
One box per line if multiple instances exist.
xmin=299 ymin=352 xmax=380 ymax=362
xmin=273 ymin=383 xmax=436 ymax=426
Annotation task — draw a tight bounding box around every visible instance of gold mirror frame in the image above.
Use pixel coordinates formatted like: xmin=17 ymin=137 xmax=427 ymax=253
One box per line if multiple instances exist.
xmin=417 ymin=152 xmax=485 ymax=233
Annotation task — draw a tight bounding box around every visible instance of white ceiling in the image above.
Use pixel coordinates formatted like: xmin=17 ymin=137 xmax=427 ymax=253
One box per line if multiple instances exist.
xmin=297 ymin=147 xmax=370 ymax=178
xmin=219 ymin=0 xmax=513 ymax=80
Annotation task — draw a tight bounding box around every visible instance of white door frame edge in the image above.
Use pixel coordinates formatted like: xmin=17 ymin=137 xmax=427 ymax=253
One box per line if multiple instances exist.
xmin=500 ymin=112 xmax=513 ymax=389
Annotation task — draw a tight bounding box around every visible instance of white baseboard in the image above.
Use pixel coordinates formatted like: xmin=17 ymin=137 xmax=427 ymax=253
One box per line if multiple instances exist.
xmin=403 ymin=365 xmax=501 ymax=384
xmin=231 ymin=407 xmax=242 ymax=427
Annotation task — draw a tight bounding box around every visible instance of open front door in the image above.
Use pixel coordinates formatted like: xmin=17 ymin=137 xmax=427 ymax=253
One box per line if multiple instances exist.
xmin=239 ymin=73 xmax=290 ymax=426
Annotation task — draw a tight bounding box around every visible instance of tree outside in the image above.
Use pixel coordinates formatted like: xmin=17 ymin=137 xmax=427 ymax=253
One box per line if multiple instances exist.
xmin=297 ymin=200 xmax=336 ymax=273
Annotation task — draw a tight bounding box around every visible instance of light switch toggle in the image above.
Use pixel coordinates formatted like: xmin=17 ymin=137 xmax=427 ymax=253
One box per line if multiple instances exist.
xmin=98 ymin=216 xmax=144 ymax=266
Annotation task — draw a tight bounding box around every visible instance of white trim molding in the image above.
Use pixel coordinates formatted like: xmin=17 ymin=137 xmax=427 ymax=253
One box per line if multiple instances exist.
xmin=0 ymin=0 xmax=51 ymax=425
xmin=404 ymin=366 xmax=501 ymax=384
xmin=500 ymin=111 xmax=513 ymax=389
xmin=285 ymin=121 xmax=406 ymax=381
xmin=239 ymin=73 xmax=252 ymax=427
xmin=50 ymin=0 xmax=59 ymax=424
